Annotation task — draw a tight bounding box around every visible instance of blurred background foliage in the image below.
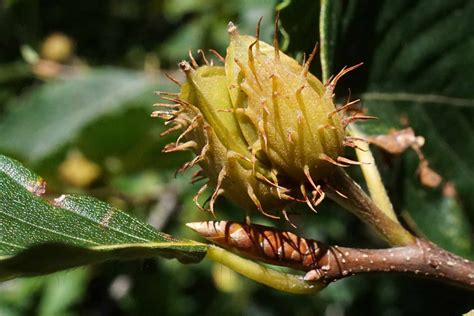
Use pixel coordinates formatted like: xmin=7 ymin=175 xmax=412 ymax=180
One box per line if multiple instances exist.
xmin=0 ymin=0 xmax=473 ymax=315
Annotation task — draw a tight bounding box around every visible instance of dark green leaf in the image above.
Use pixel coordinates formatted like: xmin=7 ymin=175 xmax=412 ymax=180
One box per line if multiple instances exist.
xmin=0 ymin=155 xmax=207 ymax=281
xmin=404 ymin=174 xmax=472 ymax=258
xmin=314 ymin=0 xmax=474 ymax=256
xmin=356 ymin=0 xmax=474 ymax=256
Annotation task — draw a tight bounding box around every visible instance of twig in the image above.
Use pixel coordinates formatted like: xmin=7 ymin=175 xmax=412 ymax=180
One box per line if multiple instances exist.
xmin=325 ymin=167 xmax=416 ymax=246
xmin=306 ymin=238 xmax=474 ymax=289
xmin=188 ymin=221 xmax=474 ymax=290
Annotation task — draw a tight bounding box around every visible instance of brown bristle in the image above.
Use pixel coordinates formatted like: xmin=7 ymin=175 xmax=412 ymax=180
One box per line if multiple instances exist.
xmin=197 ymin=49 xmax=209 ymax=65
xmin=208 ymin=49 xmax=225 ymax=62
xmin=165 ymin=73 xmax=181 ymax=86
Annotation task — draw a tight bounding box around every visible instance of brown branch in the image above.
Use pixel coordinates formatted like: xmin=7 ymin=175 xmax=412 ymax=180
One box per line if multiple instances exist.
xmin=187 ymin=221 xmax=474 ymax=290
xmin=305 ymin=239 xmax=474 ymax=289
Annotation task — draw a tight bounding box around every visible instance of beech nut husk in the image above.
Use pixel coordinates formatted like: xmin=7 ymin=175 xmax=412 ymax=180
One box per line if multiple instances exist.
xmin=153 ymin=21 xmax=363 ymax=219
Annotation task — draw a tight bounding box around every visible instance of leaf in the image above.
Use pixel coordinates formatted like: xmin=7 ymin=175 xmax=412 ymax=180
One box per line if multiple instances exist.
xmin=279 ymin=0 xmax=321 ymax=53
xmin=0 ymin=68 xmax=163 ymax=164
xmin=281 ymin=0 xmax=473 ymax=257
xmin=324 ymin=0 xmax=473 ymax=256
xmin=0 ymin=155 xmax=207 ymax=281
xmin=355 ymin=0 xmax=474 ymax=256
xmin=404 ymin=175 xmax=473 ymax=258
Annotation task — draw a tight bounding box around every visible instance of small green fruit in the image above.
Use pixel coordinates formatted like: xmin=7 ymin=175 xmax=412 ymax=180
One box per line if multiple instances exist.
xmin=154 ymin=21 xmax=361 ymax=219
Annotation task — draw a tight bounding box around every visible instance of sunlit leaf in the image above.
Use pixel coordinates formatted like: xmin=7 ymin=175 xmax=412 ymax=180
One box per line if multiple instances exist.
xmin=0 ymin=155 xmax=207 ymax=281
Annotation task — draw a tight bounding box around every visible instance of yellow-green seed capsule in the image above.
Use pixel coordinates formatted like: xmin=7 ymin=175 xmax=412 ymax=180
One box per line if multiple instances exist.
xmin=155 ymin=21 xmax=360 ymax=219
xmin=225 ymin=23 xmax=345 ymax=184
xmin=161 ymin=63 xmax=289 ymax=217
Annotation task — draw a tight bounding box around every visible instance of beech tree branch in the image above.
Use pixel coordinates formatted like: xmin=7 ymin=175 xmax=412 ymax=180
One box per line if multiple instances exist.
xmin=187 ymin=221 xmax=474 ymax=290
xmin=305 ymin=238 xmax=474 ymax=289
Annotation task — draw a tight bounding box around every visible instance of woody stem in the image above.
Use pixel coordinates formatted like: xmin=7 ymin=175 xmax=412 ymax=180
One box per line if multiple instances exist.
xmin=326 ymin=167 xmax=416 ymax=246
xmin=190 ymin=221 xmax=474 ymax=290
xmin=309 ymin=238 xmax=474 ymax=290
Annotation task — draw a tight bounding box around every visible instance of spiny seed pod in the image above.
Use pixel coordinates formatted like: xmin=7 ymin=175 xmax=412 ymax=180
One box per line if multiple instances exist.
xmin=153 ymin=19 xmax=369 ymax=220
xmin=226 ymin=23 xmax=344 ymax=182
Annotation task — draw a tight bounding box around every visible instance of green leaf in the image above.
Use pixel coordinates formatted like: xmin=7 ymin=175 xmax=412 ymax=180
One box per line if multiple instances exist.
xmin=279 ymin=0 xmax=321 ymax=55
xmin=0 ymin=155 xmax=207 ymax=281
xmin=404 ymin=174 xmax=473 ymax=258
xmin=282 ymin=0 xmax=473 ymax=256
xmin=355 ymin=0 xmax=474 ymax=257
xmin=0 ymin=68 xmax=161 ymax=164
